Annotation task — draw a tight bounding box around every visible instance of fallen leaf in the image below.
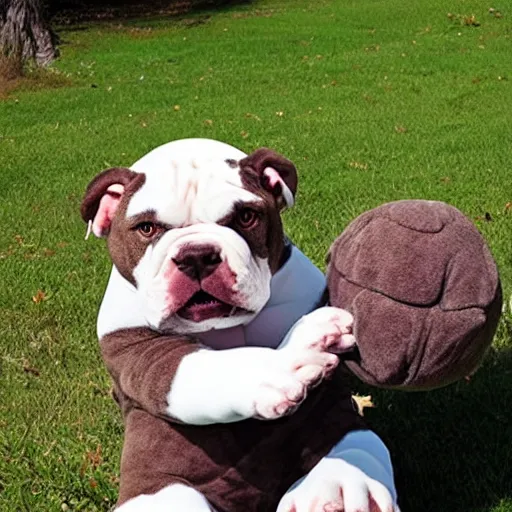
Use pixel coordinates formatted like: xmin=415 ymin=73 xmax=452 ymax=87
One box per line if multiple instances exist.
xmin=0 ymin=247 xmax=15 ymax=259
xmin=32 ymin=290 xmax=47 ymax=304
xmin=349 ymin=161 xmax=368 ymax=170
xmin=87 ymin=445 xmax=103 ymax=469
xmin=110 ymin=475 xmax=120 ymax=485
xmin=352 ymin=395 xmax=374 ymax=416
xmin=464 ymin=14 xmax=480 ymax=26
xmin=23 ymin=360 xmax=40 ymax=377
xmin=245 ymin=113 xmax=261 ymax=121
xmin=174 ymin=105 xmax=180 ymax=111
xmin=81 ymin=445 xmax=103 ymax=477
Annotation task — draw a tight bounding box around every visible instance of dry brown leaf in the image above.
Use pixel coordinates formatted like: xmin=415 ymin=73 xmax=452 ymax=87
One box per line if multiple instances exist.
xmin=81 ymin=444 xmax=103 ymax=477
xmin=32 ymin=290 xmax=47 ymax=304
xmin=349 ymin=161 xmax=368 ymax=170
xmin=23 ymin=359 xmax=40 ymax=377
xmin=87 ymin=445 xmax=103 ymax=469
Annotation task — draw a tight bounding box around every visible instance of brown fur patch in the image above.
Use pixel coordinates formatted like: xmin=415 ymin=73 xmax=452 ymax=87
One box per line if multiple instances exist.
xmin=105 ymin=175 xmax=160 ymax=285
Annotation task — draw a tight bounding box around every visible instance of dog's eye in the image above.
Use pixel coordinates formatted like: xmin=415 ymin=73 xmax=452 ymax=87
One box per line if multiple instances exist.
xmin=137 ymin=222 xmax=157 ymax=237
xmin=237 ymin=208 xmax=259 ymax=229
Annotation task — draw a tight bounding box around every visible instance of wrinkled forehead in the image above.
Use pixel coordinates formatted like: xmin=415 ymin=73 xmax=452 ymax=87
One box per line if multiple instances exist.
xmin=126 ymin=156 xmax=261 ymax=225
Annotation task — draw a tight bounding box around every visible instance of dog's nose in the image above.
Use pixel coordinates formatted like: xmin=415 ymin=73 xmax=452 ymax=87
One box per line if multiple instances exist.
xmin=172 ymin=245 xmax=222 ymax=280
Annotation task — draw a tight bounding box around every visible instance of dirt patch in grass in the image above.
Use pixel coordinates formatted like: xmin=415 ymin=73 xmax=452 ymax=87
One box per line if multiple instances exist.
xmin=0 ymin=55 xmax=72 ymax=100
xmin=0 ymin=55 xmax=24 ymax=98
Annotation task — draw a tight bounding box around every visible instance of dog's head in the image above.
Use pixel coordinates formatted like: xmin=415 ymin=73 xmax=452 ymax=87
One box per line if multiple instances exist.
xmin=81 ymin=139 xmax=298 ymax=334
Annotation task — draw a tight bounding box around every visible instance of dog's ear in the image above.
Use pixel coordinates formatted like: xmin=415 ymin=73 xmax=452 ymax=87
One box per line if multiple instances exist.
xmin=239 ymin=148 xmax=298 ymax=209
xmin=81 ymin=167 xmax=138 ymax=238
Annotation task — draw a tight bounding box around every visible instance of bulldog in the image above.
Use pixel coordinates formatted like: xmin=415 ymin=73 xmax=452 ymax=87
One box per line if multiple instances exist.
xmin=81 ymin=138 xmax=399 ymax=512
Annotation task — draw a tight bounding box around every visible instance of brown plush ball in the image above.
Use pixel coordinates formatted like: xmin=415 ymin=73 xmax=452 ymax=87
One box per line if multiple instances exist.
xmin=327 ymin=200 xmax=502 ymax=390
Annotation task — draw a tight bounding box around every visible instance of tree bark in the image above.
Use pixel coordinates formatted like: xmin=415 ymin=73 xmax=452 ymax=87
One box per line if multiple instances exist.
xmin=0 ymin=0 xmax=58 ymax=67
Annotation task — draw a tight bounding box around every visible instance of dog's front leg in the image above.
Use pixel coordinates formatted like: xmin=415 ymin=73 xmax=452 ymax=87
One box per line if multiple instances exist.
xmin=168 ymin=344 xmax=339 ymax=424
xmin=168 ymin=307 xmax=356 ymax=425
xmin=102 ymin=308 xmax=355 ymax=426
xmin=101 ymin=325 xmax=337 ymax=425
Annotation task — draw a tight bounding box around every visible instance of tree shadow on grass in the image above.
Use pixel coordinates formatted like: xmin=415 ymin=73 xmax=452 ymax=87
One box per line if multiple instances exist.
xmin=356 ymin=346 xmax=512 ymax=512
xmin=50 ymin=0 xmax=255 ymax=27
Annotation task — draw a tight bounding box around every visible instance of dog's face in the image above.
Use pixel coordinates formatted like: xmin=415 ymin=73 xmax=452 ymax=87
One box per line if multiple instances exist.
xmin=81 ymin=139 xmax=298 ymax=334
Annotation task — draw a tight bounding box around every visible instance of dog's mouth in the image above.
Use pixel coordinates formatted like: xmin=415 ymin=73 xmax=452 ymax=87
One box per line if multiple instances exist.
xmin=177 ymin=290 xmax=250 ymax=323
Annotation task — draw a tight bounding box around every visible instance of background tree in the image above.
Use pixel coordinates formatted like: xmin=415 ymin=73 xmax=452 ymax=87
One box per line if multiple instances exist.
xmin=0 ymin=0 xmax=58 ymax=68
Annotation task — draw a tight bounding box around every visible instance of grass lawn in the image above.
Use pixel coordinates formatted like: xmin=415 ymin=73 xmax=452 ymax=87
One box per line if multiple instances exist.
xmin=1 ymin=0 xmax=512 ymax=510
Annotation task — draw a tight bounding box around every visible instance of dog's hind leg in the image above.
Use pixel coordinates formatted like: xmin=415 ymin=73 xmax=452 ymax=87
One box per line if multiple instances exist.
xmin=116 ymin=483 xmax=216 ymax=512
xmin=277 ymin=430 xmax=399 ymax=512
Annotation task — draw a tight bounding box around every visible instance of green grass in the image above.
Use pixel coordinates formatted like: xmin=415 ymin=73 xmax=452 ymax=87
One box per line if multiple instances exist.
xmin=1 ymin=0 xmax=511 ymax=510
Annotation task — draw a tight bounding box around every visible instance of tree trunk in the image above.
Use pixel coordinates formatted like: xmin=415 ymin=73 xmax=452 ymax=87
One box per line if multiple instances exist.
xmin=0 ymin=0 xmax=58 ymax=67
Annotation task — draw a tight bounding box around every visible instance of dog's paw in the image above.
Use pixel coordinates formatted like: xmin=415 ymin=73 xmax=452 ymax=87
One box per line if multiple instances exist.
xmin=237 ymin=348 xmax=339 ymax=420
xmin=281 ymin=307 xmax=356 ymax=354
xmin=277 ymin=458 xmax=397 ymax=512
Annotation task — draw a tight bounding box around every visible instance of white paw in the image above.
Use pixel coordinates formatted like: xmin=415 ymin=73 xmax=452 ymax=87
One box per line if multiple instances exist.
xmin=281 ymin=307 xmax=356 ymax=354
xmin=236 ymin=347 xmax=340 ymax=420
xmin=277 ymin=458 xmax=397 ymax=512
xmin=168 ymin=345 xmax=339 ymax=424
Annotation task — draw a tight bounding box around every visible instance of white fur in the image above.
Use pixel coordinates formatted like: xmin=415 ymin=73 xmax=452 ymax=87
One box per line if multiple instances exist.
xmin=280 ymin=306 xmax=356 ymax=352
xmin=131 ymin=222 xmax=272 ymax=333
xmin=97 ymin=266 xmax=148 ymax=339
xmin=116 ymin=483 xmax=216 ymax=512
xmin=166 ymin=307 xmax=355 ymax=424
xmin=277 ymin=458 xmax=395 ymax=512
xmin=128 ymin=139 xmax=252 ymax=226
xmin=278 ymin=430 xmax=399 ymax=512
